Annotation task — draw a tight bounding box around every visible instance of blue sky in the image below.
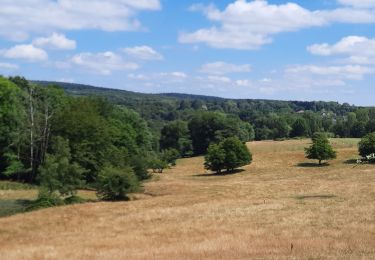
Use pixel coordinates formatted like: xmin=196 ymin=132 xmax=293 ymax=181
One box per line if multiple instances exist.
xmin=0 ymin=0 xmax=375 ymax=105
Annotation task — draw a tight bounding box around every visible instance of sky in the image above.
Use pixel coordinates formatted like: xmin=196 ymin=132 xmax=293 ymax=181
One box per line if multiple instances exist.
xmin=0 ymin=0 xmax=375 ymax=106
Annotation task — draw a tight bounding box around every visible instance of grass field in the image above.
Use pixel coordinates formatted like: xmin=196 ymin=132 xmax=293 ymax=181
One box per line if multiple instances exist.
xmin=0 ymin=138 xmax=374 ymax=259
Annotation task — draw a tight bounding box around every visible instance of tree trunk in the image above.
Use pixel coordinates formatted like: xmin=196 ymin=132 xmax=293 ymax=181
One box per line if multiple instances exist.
xmin=29 ymin=87 xmax=35 ymax=182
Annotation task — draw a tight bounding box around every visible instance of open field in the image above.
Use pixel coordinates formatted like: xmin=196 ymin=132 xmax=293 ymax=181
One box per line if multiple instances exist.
xmin=0 ymin=139 xmax=374 ymax=259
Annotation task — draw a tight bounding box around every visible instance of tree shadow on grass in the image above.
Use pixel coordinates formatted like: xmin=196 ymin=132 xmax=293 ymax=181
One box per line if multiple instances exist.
xmin=296 ymin=162 xmax=330 ymax=168
xmin=193 ymin=169 xmax=245 ymax=177
xmin=295 ymin=194 xmax=336 ymax=200
xmin=344 ymin=159 xmax=358 ymax=165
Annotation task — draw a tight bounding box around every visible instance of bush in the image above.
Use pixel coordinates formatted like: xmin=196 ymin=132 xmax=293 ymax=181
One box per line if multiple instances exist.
xmin=358 ymin=132 xmax=375 ymax=158
xmin=305 ymin=133 xmax=336 ymax=165
xmin=149 ymin=159 xmax=168 ymax=173
xmin=96 ymin=166 xmax=139 ymax=201
xmin=64 ymin=195 xmax=86 ymax=204
xmin=160 ymin=148 xmax=180 ymax=166
xmin=205 ymin=137 xmax=252 ymax=174
xmin=27 ymin=189 xmax=64 ymax=211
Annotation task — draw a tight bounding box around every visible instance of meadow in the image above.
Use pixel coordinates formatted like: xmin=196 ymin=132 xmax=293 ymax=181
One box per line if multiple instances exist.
xmin=0 ymin=139 xmax=374 ymax=259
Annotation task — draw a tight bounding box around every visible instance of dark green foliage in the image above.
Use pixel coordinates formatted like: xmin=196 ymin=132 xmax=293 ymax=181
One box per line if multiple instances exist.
xmin=96 ymin=166 xmax=140 ymax=201
xmin=38 ymin=137 xmax=84 ymax=196
xmin=205 ymin=137 xmax=252 ymax=174
xmin=149 ymin=158 xmax=168 ymax=173
xmin=358 ymin=132 xmax=375 ymax=158
xmin=160 ymin=120 xmax=192 ymax=156
xmin=160 ymin=149 xmax=180 ymax=166
xmin=189 ymin=112 xmax=254 ymax=155
xmin=290 ymin=118 xmax=309 ymax=137
xmin=305 ymin=133 xmax=337 ymax=165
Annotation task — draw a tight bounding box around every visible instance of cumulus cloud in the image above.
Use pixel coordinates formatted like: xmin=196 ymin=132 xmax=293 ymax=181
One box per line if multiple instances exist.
xmin=0 ymin=0 xmax=161 ymax=41
xmin=180 ymin=0 xmax=375 ymax=50
xmin=180 ymin=1 xmax=326 ymax=49
xmin=1 ymin=44 xmax=48 ymax=61
xmin=33 ymin=33 xmax=76 ymax=50
xmin=308 ymin=36 xmax=375 ymax=64
xmin=200 ymin=62 xmax=251 ymax=75
xmin=70 ymin=51 xmax=139 ymax=75
xmin=123 ymin=46 xmax=163 ymax=60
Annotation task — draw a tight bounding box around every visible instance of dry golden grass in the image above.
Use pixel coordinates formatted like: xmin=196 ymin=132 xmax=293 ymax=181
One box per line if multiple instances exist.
xmin=0 ymin=139 xmax=374 ymax=259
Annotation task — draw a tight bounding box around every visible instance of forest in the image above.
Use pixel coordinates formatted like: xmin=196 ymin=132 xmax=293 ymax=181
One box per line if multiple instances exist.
xmin=1 ymin=76 xmax=375 ymax=203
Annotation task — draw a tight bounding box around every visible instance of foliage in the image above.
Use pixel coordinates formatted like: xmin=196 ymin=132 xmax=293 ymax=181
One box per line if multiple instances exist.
xmin=205 ymin=137 xmax=252 ymax=174
xmin=358 ymin=132 xmax=375 ymax=158
xmin=189 ymin=112 xmax=254 ymax=155
xmin=38 ymin=137 xmax=84 ymax=197
xmin=149 ymin=158 xmax=168 ymax=173
xmin=96 ymin=166 xmax=140 ymax=201
xmin=27 ymin=189 xmax=64 ymax=211
xmin=305 ymin=133 xmax=337 ymax=165
xmin=160 ymin=148 xmax=180 ymax=166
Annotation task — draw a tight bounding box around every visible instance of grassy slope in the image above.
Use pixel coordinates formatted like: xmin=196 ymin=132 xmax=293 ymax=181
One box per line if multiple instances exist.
xmin=0 ymin=139 xmax=374 ymax=259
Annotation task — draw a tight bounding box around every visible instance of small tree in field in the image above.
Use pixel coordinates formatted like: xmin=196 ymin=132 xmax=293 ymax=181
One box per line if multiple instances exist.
xmin=358 ymin=132 xmax=375 ymax=158
xmin=96 ymin=166 xmax=139 ymax=201
xmin=205 ymin=137 xmax=252 ymax=174
xmin=305 ymin=133 xmax=336 ymax=165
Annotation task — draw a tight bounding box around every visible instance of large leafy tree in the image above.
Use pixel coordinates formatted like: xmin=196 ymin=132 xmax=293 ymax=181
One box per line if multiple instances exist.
xmin=160 ymin=120 xmax=192 ymax=156
xmin=0 ymin=77 xmax=27 ymax=179
xmin=305 ymin=133 xmax=336 ymax=165
xmin=358 ymin=132 xmax=375 ymax=158
xmin=205 ymin=137 xmax=252 ymax=174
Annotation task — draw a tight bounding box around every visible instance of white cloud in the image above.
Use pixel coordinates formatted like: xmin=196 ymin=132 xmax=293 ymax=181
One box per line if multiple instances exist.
xmin=1 ymin=44 xmax=48 ymax=61
xmin=0 ymin=0 xmax=161 ymax=41
xmin=308 ymin=36 xmax=375 ymax=64
xmin=337 ymin=0 xmax=375 ymax=8
xmin=0 ymin=62 xmax=19 ymax=70
xmin=180 ymin=0 xmax=375 ymax=50
xmin=180 ymin=1 xmax=326 ymax=50
xmin=33 ymin=33 xmax=76 ymax=50
xmin=70 ymin=51 xmax=139 ymax=75
xmin=285 ymin=64 xmax=373 ymax=80
xmin=123 ymin=46 xmax=163 ymax=60
xmin=200 ymin=62 xmax=251 ymax=75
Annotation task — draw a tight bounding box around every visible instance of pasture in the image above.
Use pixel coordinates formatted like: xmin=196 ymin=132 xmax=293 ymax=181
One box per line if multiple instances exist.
xmin=0 ymin=139 xmax=374 ymax=259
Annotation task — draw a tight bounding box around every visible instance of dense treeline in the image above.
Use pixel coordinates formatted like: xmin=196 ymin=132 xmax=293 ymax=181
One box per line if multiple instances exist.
xmin=36 ymin=81 xmax=374 ymax=142
xmin=0 ymin=77 xmax=153 ymax=189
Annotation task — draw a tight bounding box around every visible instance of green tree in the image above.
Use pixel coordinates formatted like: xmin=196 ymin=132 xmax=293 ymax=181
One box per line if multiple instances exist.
xmin=96 ymin=166 xmax=139 ymax=201
xmin=358 ymin=132 xmax=375 ymax=158
xmin=305 ymin=133 xmax=336 ymax=165
xmin=160 ymin=120 xmax=192 ymax=156
xmin=0 ymin=77 xmax=27 ymax=180
xmin=204 ymin=144 xmax=225 ymax=174
xmin=290 ymin=118 xmax=309 ymax=137
xmin=205 ymin=137 xmax=252 ymax=174
xmin=38 ymin=137 xmax=84 ymax=197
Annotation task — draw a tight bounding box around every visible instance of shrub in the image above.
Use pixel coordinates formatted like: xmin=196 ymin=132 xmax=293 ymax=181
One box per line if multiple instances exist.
xmin=149 ymin=159 xmax=168 ymax=173
xmin=305 ymin=133 xmax=336 ymax=165
xmin=160 ymin=148 xmax=180 ymax=166
xmin=27 ymin=189 xmax=64 ymax=211
xmin=358 ymin=132 xmax=375 ymax=158
xmin=96 ymin=166 xmax=139 ymax=201
xmin=205 ymin=137 xmax=252 ymax=174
